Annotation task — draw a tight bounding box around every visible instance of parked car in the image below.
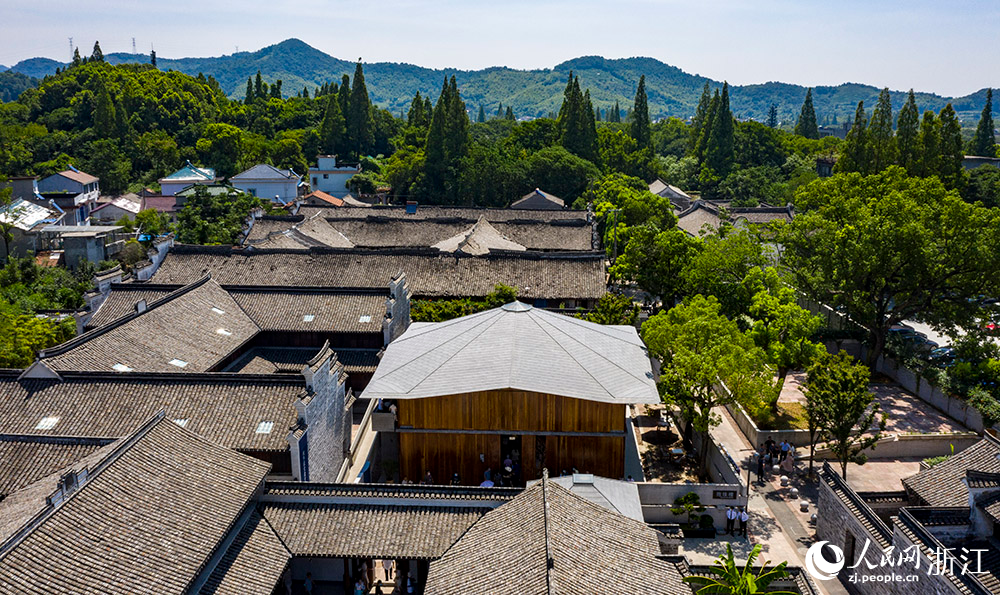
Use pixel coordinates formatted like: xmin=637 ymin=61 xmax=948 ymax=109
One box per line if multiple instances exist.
xmin=926 ymin=346 xmax=956 ymax=366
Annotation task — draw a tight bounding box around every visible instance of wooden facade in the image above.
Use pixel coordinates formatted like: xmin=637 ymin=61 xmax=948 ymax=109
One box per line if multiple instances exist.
xmin=396 ymin=389 xmax=625 ymax=484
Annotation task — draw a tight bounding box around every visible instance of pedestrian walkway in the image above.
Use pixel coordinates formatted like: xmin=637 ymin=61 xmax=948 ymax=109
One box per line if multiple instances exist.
xmin=708 ymin=406 xmax=849 ymax=595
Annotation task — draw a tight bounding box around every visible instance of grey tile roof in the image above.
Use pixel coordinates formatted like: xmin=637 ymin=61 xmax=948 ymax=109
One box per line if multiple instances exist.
xmin=0 ymin=415 xmax=270 ymax=595
xmin=511 ymin=189 xmax=565 ymax=210
xmin=232 ymin=163 xmax=298 ymax=180
xmin=424 ymin=475 xmax=688 ymax=595
xmin=300 ymin=205 xmax=587 ymax=222
xmin=223 ymin=347 xmax=379 ymax=376
xmin=152 ymin=246 xmax=607 ymax=300
xmin=0 ymin=371 xmax=306 ymax=452
xmin=43 ymin=277 xmax=260 ymax=373
xmin=362 ymin=302 xmax=659 ymax=404
xmin=199 ymin=511 xmax=291 ymax=595
xmin=676 ymin=201 xmax=793 ymax=237
xmin=85 ymin=284 xmax=179 ymax=329
xmin=263 ymin=481 xmax=520 ymax=501
xmin=544 ymin=474 xmax=644 ymax=521
xmin=903 ymin=437 xmax=1000 ymax=506
xmin=977 ymin=491 xmax=1000 ymax=525
xmin=0 ymin=435 xmax=110 ymax=497
xmin=263 ymin=502 xmax=491 ymax=560
xmin=228 ymin=288 xmax=385 ymax=333
xmin=250 ymin=213 xmax=355 ymax=249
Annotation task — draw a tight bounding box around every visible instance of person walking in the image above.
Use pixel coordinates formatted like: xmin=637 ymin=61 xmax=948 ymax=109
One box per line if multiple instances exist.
xmin=304 ymin=572 xmax=314 ymax=595
xmin=382 ymin=558 xmax=394 ymax=581
xmin=780 ymin=440 xmax=790 ymax=462
xmin=725 ymin=506 xmax=735 ymax=535
xmin=756 ymin=448 xmax=766 ymax=483
xmin=739 ymin=507 xmax=749 ymax=538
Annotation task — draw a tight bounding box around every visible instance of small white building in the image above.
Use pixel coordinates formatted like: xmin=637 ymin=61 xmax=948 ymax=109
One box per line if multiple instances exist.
xmin=158 ymin=161 xmax=217 ymax=196
xmin=231 ymin=164 xmax=301 ymax=204
xmin=308 ymin=155 xmax=359 ymax=198
xmin=37 ymin=168 xmax=100 ymax=225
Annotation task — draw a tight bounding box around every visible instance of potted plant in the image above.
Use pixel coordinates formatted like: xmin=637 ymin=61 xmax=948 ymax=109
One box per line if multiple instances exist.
xmin=671 ymin=493 xmax=714 ymax=537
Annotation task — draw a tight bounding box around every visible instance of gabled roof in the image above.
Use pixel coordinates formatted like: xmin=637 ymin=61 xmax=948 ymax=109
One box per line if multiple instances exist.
xmin=199 ymin=511 xmax=290 ymax=595
xmin=302 ymin=190 xmax=344 ymax=206
xmin=232 ymin=164 xmax=299 ymax=181
xmin=544 ymin=474 xmax=644 ymax=521
xmin=675 ymin=200 xmax=793 ymax=237
xmin=903 ymin=436 xmax=1000 ymax=507
xmin=50 ymin=168 xmax=98 ymax=186
xmin=648 ymin=179 xmax=692 ymax=210
xmin=41 ymin=276 xmax=260 ymax=373
xmin=142 ymin=194 xmax=179 ymax=213
xmin=0 ymin=435 xmax=111 ymax=497
xmin=432 ymin=215 xmax=527 ymax=255
xmin=251 ymin=213 xmax=354 ymax=249
xmin=362 ymin=302 xmax=659 ymax=404
xmin=0 ymin=414 xmax=270 ymax=595
xmin=425 ymin=475 xmax=687 ymax=595
xmin=510 ymin=188 xmax=565 ymax=210
xmin=152 ymin=246 xmax=607 ymax=301
xmin=92 ymin=195 xmax=141 ymax=216
xmin=161 ymin=161 xmax=216 ymax=182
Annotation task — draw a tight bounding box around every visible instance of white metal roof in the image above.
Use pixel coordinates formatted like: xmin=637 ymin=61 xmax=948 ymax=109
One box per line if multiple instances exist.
xmin=362 ymin=302 xmax=660 ymax=404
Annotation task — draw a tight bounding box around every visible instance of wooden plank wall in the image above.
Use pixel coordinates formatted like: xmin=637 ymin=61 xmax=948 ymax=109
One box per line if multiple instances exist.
xmin=397 ymin=390 xmax=623 ymax=433
xmin=398 ymin=433 xmax=624 ymax=483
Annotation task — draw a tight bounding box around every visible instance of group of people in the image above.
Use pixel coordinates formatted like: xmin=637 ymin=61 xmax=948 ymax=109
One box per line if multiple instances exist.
xmin=754 ymin=435 xmax=795 ymax=483
xmin=350 ymin=559 xmax=416 ymax=595
xmin=724 ymin=506 xmax=750 ymax=538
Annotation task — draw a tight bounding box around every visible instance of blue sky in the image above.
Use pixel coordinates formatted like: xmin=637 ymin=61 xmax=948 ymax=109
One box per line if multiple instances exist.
xmin=1 ymin=0 xmax=997 ymax=96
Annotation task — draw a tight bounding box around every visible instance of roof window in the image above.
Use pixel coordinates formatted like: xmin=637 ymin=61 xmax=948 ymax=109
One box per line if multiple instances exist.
xmin=211 ymin=307 xmax=226 ymax=315
xmin=112 ymin=363 xmax=133 ymax=372
xmin=174 ymin=418 xmax=190 ymax=427
xmin=256 ymin=421 xmax=275 ymax=434
xmin=168 ymin=358 xmax=189 ymax=368
xmin=359 ymin=315 xmax=372 ymax=323
xmin=302 ymin=314 xmax=315 ymax=322
xmin=36 ymin=416 xmax=59 ymax=430
xmin=216 ymin=328 xmax=232 ymax=336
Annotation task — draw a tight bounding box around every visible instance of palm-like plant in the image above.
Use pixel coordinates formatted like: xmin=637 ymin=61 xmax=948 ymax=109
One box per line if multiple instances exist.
xmin=683 ymin=544 xmax=795 ymax=595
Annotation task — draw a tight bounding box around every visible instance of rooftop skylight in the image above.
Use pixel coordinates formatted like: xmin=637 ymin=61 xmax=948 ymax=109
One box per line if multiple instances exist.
xmin=302 ymin=314 xmax=315 ymax=322
xmin=216 ymin=328 xmax=232 ymax=336
xmin=168 ymin=358 xmax=189 ymax=368
xmin=211 ymin=307 xmax=226 ymax=315
xmin=359 ymin=315 xmax=372 ymax=323
xmin=36 ymin=416 xmax=60 ymax=430
xmin=256 ymin=421 xmax=275 ymax=434
xmin=112 ymin=363 xmax=133 ymax=372
xmin=174 ymin=418 xmax=190 ymax=427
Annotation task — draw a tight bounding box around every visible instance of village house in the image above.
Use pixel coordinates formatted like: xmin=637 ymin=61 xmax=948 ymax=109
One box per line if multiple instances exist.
xmin=36 ymin=168 xmax=100 ymax=225
xmin=649 ymin=178 xmax=694 ymax=211
xmin=362 ymin=301 xmax=660 ymax=484
xmin=230 ymin=164 xmax=302 ymax=204
xmin=157 ymin=161 xmax=218 ymax=196
xmin=675 ymin=200 xmax=794 ymax=237
xmin=308 ymin=154 xmax=360 ymax=197
xmin=90 ymin=193 xmax=141 ymax=223
xmin=0 ymin=198 xmax=63 ymax=260
xmin=510 ymin=188 xmax=565 ymax=210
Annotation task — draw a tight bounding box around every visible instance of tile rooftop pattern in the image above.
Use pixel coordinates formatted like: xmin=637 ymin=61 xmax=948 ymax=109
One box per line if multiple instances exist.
xmin=228 ymin=288 xmax=384 ymax=333
xmin=0 ymin=371 xmax=306 ymax=452
xmin=44 ymin=277 xmax=260 ymax=373
xmin=362 ymin=302 xmax=659 ymax=404
xmin=0 ymin=435 xmax=109 ymax=497
xmin=431 ymin=216 xmax=527 ymax=255
xmin=0 ymin=416 xmax=270 ymax=595
xmin=152 ymin=246 xmax=606 ymax=300
xmin=424 ymin=475 xmax=688 ymax=595
xmin=903 ymin=436 xmax=1000 ymax=506
xmin=199 ymin=511 xmax=291 ymax=595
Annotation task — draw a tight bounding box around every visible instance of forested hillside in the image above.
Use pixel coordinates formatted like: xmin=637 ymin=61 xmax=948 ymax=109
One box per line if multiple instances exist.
xmin=7 ymin=39 xmax=992 ymax=122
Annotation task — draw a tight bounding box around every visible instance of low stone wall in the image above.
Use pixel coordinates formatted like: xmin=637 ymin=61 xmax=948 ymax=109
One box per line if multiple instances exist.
xmin=726 ymin=402 xmax=814 ymax=448
xmin=812 ymin=431 xmax=980 ymax=461
xmin=875 ymin=353 xmax=986 ymax=433
xmin=638 ymin=481 xmax=745 ymax=525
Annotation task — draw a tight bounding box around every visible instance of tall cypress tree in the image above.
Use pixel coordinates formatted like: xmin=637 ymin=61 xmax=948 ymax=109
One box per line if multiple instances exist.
xmin=582 ymin=89 xmax=598 ymax=160
xmin=254 ymin=71 xmax=263 ymax=100
xmin=150 ymin=50 xmax=157 ymax=68
xmin=559 ymin=74 xmax=591 ymax=160
xmin=690 ymin=82 xmax=712 ymax=153
xmin=319 ymin=92 xmax=346 ymax=154
xmin=767 ymin=104 xmax=778 ymax=128
xmin=347 ymin=62 xmax=374 ymax=158
xmin=938 ymin=103 xmax=965 ymax=189
xmin=794 ymin=88 xmax=819 ymax=139
xmin=93 ymin=80 xmax=116 ymax=138
xmin=836 ymin=101 xmax=869 ymax=174
xmin=496 ymin=102 xmax=504 ymax=118
xmin=696 ymin=90 xmax=720 ymax=164
xmin=477 ymin=105 xmax=486 ymax=123
xmin=971 ymin=89 xmax=996 ymax=157
xmin=505 ymin=106 xmax=515 ymax=121
xmin=631 ymin=75 xmax=651 ymax=149
xmin=867 ymin=88 xmax=897 ymax=172
xmin=444 ymin=76 xmax=469 ymax=163
xmin=244 ymin=78 xmax=254 ymax=103
xmin=408 ymin=92 xmax=428 ymax=127
xmin=896 ymin=89 xmax=920 ymax=175
xmin=917 ymin=110 xmax=940 ymax=178
xmin=705 ymin=82 xmax=735 ymax=176
xmin=424 ymin=78 xmax=450 ymax=196
xmin=338 ymin=74 xmax=351 ymax=122
xmin=612 ymin=100 xmax=621 ymax=123
xmin=423 ymin=77 xmax=469 ymax=202
xmin=92 ymin=41 xmax=104 ymax=62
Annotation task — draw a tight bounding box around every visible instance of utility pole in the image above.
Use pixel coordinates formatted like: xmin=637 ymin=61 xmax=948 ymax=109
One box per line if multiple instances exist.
xmin=68 ymin=37 xmax=73 ymax=60
xmin=132 ymin=37 xmax=137 ymax=54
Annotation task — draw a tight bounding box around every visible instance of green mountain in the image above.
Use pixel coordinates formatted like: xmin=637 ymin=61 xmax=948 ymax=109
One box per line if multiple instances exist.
xmin=8 ymin=38 xmax=991 ymax=122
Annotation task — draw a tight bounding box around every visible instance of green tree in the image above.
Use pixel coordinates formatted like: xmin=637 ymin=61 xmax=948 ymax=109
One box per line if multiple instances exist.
xmin=917 ymin=110 xmax=940 ymax=178
xmin=642 ymin=295 xmax=770 ymax=476
xmin=558 ymin=74 xmax=598 ymax=162
xmin=835 ymin=101 xmax=869 ymax=173
xmin=805 ymin=350 xmax=887 ymax=480
xmin=684 ymin=543 xmax=793 ymax=595
xmin=505 ymin=105 xmax=515 ymax=121
xmin=689 ymin=82 xmax=712 ymax=153
xmin=962 ymin=164 xmax=1000 ymax=209
xmin=347 ymin=61 xmax=374 ymax=158
xmin=705 ymin=82 xmax=735 ymax=177
xmin=175 ymin=186 xmax=264 ymax=245
xmin=0 ymin=302 xmax=76 ymax=368
xmin=971 ymin=88 xmax=996 ymax=158
xmin=523 ymin=145 xmax=598 ymax=202
xmin=254 ymin=71 xmax=263 ymax=100
xmin=150 ymin=49 xmax=156 ymax=68
xmin=196 ymin=123 xmax=242 ymax=178
xmin=477 ymin=104 xmax=486 ymax=123
xmin=577 ymin=293 xmax=640 ymax=326
xmin=780 ymin=168 xmax=1000 ymax=367
xmin=319 ymin=92 xmax=346 ymax=155
xmin=134 ymin=208 xmax=170 ymax=236
xmin=867 ymin=88 xmax=896 ymax=172
xmin=631 ymin=75 xmax=651 ymax=149
xmin=93 ymin=81 xmax=116 ymax=138
xmin=610 ymin=225 xmax=699 ymax=306
xmin=793 ymin=88 xmax=819 ymax=139
xmin=767 ymin=104 xmax=778 ymax=128
xmin=456 ymin=143 xmax=526 ymax=207
xmin=91 ymin=41 xmax=104 ymax=62
xmin=682 ymin=229 xmax=770 ymax=320
xmin=0 ymin=176 xmax=18 ymax=263
xmin=407 ymin=91 xmax=431 ymax=128
xmin=896 ymin=90 xmax=920 ymax=175
xmin=938 ymin=103 xmax=966 ymax=189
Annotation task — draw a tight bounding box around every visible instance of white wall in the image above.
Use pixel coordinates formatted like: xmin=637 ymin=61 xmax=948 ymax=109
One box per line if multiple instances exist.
xmin=232 ymin=179 xmax=298 ymax=203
